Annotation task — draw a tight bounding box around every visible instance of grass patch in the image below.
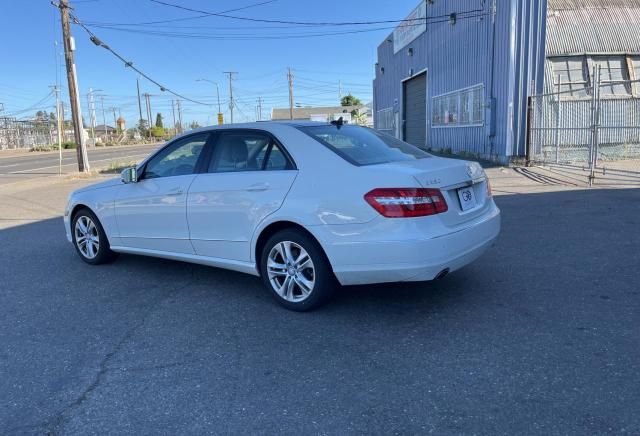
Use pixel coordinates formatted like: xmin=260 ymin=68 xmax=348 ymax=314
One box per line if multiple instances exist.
xmin=100 ymin=161 xmax=137 ymax=174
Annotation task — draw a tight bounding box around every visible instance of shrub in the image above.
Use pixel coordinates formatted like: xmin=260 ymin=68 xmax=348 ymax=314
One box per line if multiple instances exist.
xmin=30 ymin=144 xmax=59 ymax=152
xmin=62 ymin=141 xmax=77 ymax=149
xmin=150 ymin=126 xmax=165 ymax=138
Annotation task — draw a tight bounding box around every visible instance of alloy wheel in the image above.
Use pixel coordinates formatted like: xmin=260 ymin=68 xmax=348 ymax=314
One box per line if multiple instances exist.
xmin=74 ymin=215 xmax=100 ymax=259
xmin=267 ymin=241 xmax=315 ymax=302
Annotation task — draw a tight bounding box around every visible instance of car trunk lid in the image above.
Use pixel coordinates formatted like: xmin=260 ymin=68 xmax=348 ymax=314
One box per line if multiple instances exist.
xmin=374 ymin=157 xmax=491 ymax=227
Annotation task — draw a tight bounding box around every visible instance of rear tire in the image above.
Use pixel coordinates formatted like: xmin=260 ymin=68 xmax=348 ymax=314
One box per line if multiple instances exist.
xmin=260 ymin=229 xmax=337 ymax=311
xmin=71 ymin=208 xmax=117 ymax=265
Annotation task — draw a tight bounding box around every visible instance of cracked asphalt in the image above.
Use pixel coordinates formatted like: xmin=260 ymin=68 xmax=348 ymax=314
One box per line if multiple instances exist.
xmin=0 ymin=174 xmax=639 ymax=435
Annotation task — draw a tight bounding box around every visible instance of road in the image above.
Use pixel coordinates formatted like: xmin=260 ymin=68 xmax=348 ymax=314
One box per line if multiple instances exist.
xmin=0 ymin=144 xmax=159 ymax=186
xmin=0 ymin=175 xmax=638 ymax=434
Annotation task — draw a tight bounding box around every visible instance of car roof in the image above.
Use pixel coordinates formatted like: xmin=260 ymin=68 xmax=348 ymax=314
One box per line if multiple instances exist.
xmin=166 ymin=121 xmax=344 ymax=144
xmin=198 ymin=120 xmax=331 ymax=130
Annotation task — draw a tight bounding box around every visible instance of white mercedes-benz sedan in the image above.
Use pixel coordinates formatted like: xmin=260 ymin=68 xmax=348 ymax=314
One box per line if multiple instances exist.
xmin=64 ymin=121 xmax=500 ymax=310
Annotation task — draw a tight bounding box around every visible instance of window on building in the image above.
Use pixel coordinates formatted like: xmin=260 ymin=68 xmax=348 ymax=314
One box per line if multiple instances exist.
xmin=549 ymin=57 xmax=589 ymax=97
xmin=432 ymin=84 xmax=484 ymax=127
xmin=376 ymin=107 xmax=394 ymax=131
xmin=591 ymin=56 xmax=630 ymax=96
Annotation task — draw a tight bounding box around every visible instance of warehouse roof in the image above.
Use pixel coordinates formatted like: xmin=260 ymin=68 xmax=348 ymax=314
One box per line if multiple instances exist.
xmin=546 ymin=0 xmax=640 ymax=55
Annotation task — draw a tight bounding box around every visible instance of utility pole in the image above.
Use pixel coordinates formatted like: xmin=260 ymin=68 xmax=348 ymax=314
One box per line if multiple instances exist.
xmin=143 ymin=93 xmax=152 ymax=137
xmin=57 ymin=0 xmax=89 ymax=171
xmin=176 ymin=99 xmax=183 ymax=132
xmin=50 ymin=85 xmax=63 ymax=174
xmin=87 ymin=88 xmax=97 ymax=146
xmin=288 ymin=67 xmax=294 ymax=120
xmin=257 ymin=97 xmax=263 ymax=121
xmin=99 ymin=95 xmax=107 ymax=140
xmin=223 ymin=72 xmax=237 ymax=124
xmin=111 ymin=107 xmax=117 ymax=130
xmin=136 ymin=77 xmax=143 ymax=125
xmin=171 ymin=99 xmax=177 ymax=134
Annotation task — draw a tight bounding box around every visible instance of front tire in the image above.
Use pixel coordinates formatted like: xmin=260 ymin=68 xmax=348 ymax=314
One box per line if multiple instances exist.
xmin=71 ymin=208 xmax=116 ymax=265
xmin=260 ymin=229 xmax=337 ymax=311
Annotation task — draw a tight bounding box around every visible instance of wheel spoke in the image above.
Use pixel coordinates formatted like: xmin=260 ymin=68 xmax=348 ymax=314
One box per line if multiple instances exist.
xmin=78 ymin=218 xmax=88 ymax=233
xmin=278 ymin=276 xmax=291 ymax=298
xmin=294 ymin=251 xmax=310 ymax=269
xmin=267 ymin=259 xmax=287 ymax=277
xmin=286 ymin=275 xmax=296 ymax=298
xmin=295 ymin=275 xmax=314 ymax=294
xmin=281 ymin=241 xmax=294 ymax=264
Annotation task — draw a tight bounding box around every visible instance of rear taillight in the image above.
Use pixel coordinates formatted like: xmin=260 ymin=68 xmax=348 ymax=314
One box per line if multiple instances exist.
xmin=364 ymin=188 xmax=448 ymax=218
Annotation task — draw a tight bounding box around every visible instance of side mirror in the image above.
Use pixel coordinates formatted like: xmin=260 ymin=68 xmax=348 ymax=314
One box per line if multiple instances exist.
xmin=121 ymin=167 xmax=138 ymax=184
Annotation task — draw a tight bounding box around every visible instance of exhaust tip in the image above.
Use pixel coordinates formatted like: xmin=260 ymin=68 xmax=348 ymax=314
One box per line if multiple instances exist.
xmin=435 ymin=268 xmax=450 ymax=280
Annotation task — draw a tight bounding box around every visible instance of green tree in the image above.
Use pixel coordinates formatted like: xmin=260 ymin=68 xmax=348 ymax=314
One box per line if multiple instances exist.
xmin=351 ymin=109 xmax=368 ymax=125
xmin=137 ymin=119 xmax=149 ymax=137
xmin=49 ymin=111 xmax=57 ymax=122
xmin=340 ymin=94 xmax=362 ymax=107
xmin=150 ymin=125 xmax=165 ymax=138
xmin=189 ymin=121 xmax=201 ymax=129
xmin=155 ymin=113 xmax=164 ymax=128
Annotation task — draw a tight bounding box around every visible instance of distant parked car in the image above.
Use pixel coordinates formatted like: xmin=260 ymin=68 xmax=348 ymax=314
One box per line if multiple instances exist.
xmin=64 ymin=122 xmax=500 ymax=310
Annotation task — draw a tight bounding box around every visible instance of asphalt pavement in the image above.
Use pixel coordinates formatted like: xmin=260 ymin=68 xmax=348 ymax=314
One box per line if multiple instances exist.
xmin=0 ymin=144 xmax=158 ymax=186
xmin=0 ymin=174 xmax=638 ymax=434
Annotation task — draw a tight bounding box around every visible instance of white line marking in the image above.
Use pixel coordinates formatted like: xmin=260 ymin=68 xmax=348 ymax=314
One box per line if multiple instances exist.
xmin=9 ymin=153 xmax=152 ymax=174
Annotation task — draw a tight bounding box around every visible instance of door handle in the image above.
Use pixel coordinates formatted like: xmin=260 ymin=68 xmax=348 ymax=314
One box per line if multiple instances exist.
xmin=245 ymin=183 xmax=270 ymax=192
xmin=166 ymin=188 xmax=184 ymax=196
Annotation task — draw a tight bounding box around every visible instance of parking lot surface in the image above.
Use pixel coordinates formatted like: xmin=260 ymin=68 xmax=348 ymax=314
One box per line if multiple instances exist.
xmin=0 ymin=174 xmax=639 ymax=434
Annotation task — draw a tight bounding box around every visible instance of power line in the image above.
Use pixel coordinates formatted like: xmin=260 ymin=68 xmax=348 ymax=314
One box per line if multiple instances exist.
xmin=78 ymin=13 xmax=490 ymax=41
xmin=150 ymin=0 xmax=483 ymax=27
xmin=62 ymin=7 xmax=210 ymax=106
xmin=83 ymin=0 xmax=279 ymax=27
xmin=1 ymin=91 xmax=55 ymax=117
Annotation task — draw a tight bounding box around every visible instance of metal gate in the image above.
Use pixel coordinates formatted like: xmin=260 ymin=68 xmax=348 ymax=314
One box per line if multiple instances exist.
xmin=527 ymin=67 xmax=640 ymax=186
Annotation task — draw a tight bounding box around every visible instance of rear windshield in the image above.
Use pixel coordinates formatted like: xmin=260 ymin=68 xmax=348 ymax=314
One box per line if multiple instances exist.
xmin=299 ymin=125 xmax=430 ymax=166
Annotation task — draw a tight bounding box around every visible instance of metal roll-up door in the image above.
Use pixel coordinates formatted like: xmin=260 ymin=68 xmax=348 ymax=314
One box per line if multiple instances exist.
xmin=403 ymin=73 xmax=427 ymax=147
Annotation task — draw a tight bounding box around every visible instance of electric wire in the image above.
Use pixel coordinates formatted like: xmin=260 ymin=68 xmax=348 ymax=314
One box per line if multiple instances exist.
xmin=65 ymin=9 xmax=210 ymax=106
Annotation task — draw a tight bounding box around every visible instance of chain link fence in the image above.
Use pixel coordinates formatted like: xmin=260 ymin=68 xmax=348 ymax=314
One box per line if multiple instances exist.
xmin=527 ymin=68 xmax=640 ymax=185
xmin=0 ymin=117 xmax=66 ymax=150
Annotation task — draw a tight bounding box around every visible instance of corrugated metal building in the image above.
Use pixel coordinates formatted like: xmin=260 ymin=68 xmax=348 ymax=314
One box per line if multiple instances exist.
xmin=372 ymin=0 xmax=640 ymax=162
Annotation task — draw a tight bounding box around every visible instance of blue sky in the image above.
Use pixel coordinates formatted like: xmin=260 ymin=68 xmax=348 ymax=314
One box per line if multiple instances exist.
xmin=1 ymin=0 xmax=418 ymax=127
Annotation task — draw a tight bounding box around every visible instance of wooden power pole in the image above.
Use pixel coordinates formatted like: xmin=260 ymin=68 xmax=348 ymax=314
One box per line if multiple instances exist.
xmin=58 ymin=0 xmax=90 ymax=172
xmin=224 ymin=72 xmax=237 ymax=124
xmin=287 ymin=67 xmax=294 ymax=120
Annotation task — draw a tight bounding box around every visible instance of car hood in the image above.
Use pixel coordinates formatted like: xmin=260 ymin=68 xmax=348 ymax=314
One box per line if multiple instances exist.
xmin=73 ymin=177 xmax=121 ymax=194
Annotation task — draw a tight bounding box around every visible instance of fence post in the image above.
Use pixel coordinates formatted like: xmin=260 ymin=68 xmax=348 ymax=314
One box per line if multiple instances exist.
xmin=555 ymin=75 xmax=561 ymax=164
xmin=588 ymin=66 xmax=601 ymax=186
xmin=525 ymin=96 xmax=533 ymax=166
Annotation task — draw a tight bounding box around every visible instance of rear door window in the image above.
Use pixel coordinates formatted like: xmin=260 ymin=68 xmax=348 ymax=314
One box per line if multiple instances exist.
xmin=208 ymin=131 xmax=294 ymax=172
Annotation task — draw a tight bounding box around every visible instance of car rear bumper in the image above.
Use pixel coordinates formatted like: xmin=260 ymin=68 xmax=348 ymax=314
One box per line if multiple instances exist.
xmin=311 ymin=205 xmax=501 ymax=286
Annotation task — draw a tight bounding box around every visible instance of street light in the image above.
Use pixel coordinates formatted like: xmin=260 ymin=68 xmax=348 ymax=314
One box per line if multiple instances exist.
xmin=196 ymin=78 xmax=222 ymax=124
xmin=87 ymin=88 xmax=102 ymax=146
xmin=95 ymin=93 xmax=108 ymax=142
